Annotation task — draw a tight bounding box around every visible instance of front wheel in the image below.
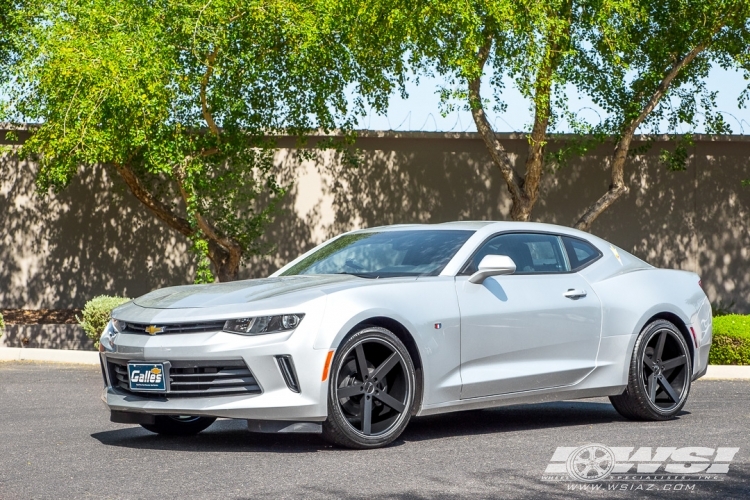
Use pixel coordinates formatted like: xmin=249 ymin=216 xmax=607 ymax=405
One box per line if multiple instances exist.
xmin=323 ymin=326 xmax=416 ymax=449
xmin=610 ymin=319 xmax=692 ymax=420
xmin=140 ymin=415 xmax=216 ymax=436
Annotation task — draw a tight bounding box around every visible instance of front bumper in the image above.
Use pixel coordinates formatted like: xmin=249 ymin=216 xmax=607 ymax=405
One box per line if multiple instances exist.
xmin=100 ymin=328 xmax=331 ymax=422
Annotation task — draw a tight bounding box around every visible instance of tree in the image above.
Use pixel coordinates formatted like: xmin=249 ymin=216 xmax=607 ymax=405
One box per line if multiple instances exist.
xmin=1 ymin=1 xmax=27 ymax=112
xmin=343 ymin=0 xmax=620 ymax=222
xmin=571 ymin=0 xmax=750 ymax=231
xmin=10 ymin=0 xmax=375 ymax=281
xmin=0 ymin=1 xmax=21 ymax=70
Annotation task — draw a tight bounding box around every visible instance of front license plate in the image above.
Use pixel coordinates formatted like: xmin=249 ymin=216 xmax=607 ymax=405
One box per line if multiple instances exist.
xmin=128 ymin=363 xmax=167 ymax=392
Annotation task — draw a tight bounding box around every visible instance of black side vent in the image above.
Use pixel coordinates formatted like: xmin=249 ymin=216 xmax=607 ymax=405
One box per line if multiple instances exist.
xmin=276 ymin=355 xmax=300 ymax=393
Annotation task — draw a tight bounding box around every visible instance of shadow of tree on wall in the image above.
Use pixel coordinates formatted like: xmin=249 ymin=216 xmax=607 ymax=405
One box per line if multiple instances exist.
xmin=2 ymin=133 xmax=748 ymax=311
xmin=258 ymin=135 xmax=749 ymax=311
xmin=314 ymin=137 xmax=516 ymax=237
xmin=0 ymin=149 xmax=193 ymax=309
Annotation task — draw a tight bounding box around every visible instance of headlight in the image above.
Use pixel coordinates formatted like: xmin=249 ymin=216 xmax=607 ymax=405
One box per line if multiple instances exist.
xmin=223 ymin=314 xmax=304 ymax=335
xmin=112 ymin=319 xmax=127 ymax=333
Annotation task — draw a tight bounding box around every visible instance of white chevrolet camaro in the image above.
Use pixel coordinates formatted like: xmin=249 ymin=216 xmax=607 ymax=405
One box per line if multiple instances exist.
xmin=100 ymin=221 xmax=712 ymax=449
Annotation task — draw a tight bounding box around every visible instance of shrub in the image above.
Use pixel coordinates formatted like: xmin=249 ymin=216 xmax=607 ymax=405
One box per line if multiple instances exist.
xmin=708 ymin=315 xmax=750 ymax=365
xmin=0 ymin=312 xmax=4 ymax=337
xmin=77 ymin=295 xmax=131 ymax=349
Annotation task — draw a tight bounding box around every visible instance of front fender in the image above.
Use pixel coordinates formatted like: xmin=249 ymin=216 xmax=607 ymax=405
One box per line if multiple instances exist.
xmin=312 ymin=278 xmax=463 ymax=406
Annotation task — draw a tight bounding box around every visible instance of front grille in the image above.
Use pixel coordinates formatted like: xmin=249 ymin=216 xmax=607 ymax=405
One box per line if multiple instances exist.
xmin=107 ymin=358 xmax=261 ymax=398
xmin=123 ymin=321 xmax=226 ymax=335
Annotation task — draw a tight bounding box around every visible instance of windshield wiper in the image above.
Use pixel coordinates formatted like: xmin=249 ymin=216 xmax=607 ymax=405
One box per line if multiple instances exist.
xmin=333 ymin=272 xmax=378 ymax=279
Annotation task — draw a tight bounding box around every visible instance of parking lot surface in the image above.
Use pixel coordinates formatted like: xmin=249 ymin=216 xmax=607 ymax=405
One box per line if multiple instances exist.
xmin=1 ymin=362 xmax=748 ymax=499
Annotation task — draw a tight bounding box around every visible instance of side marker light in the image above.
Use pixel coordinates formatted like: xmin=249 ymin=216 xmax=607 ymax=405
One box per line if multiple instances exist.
xmin=689 ymin=326 xmax=698 ymax=348
xmin=322 ymin=350 xmax=335 ymax=381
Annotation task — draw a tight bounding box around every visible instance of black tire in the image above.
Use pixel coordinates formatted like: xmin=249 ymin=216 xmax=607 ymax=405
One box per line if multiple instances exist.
xmin=323 ymin=326 xmax=416 ymax=449
xmin=610 ymin=319 xmax=692 ymax=421
xmin=140 ymin=415 xmax=216 ymax=436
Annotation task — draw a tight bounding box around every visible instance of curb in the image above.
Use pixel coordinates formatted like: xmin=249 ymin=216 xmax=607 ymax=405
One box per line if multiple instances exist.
xmin=0 ymin=347 xmax=99 ymax=365
xmin=1 ymin=347 xmax=749 ymax=378
xmin=703 ymin=365 xmax=750 ymax=380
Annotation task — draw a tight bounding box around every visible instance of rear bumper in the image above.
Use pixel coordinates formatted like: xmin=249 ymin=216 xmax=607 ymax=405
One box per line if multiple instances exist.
xmin=100 ymin=328 xmax=330 ymax=422
xmin=692 ymin=338 xmax=712 ymax=381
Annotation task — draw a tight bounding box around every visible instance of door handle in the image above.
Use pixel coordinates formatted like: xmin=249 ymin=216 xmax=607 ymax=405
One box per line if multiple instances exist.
xmin=564 ymin=288 xmax=587 ymax=299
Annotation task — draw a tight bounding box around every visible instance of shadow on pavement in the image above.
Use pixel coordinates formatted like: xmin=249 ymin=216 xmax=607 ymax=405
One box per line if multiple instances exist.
xmin=402 ymin=400 xmax=690 ymax=443
xmin=91 ymin=400 xmax=690 ymax=453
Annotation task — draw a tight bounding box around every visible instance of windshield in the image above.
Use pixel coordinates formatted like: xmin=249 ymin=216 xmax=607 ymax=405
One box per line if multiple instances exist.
xmin=281 ymin=230 xmax=474 ymax=278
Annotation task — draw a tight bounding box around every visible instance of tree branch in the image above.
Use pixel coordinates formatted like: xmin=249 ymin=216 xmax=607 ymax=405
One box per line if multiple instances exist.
xmin=201 ymin=47 xmax=220 ymax=136
xmin=171 ymin=163 xmax=241 ymax=256
xmin=113 ymin=162 xmax=194 ymax=238
xmin=573 ymin=41 xmax=711 ymax=231
xmin=632 ymin=44 xmax=709 ymax=134
xmin=468 ymin=33 xmax=524 ymax=202
xmin=524 ymin=1 xmax=573 ymax=206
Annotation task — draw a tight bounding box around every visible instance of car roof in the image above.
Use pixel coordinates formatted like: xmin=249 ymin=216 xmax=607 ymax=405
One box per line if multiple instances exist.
xmin=355 ymin=221 xmax=495 ymax=232
xmin=353 ymin=221 xmax=598 ymax=239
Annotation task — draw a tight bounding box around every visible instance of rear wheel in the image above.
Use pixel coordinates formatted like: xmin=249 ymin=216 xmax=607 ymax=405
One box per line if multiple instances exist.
xmin=323 ymin=326 xmax=416 ymax=449
xmin=610 ymin=320 xmax=692 ymax=420
xmin=140 ymin=415 xmax=216 ymax=436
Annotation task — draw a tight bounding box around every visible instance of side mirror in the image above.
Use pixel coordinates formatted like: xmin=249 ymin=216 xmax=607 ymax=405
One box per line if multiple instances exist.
xmin=468 ymin=255 xmax=517 ymax=284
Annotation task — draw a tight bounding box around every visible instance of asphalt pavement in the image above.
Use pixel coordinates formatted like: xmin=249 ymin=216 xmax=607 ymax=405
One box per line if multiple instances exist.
xmin=1 ymin=361 xmax=748 ymax=499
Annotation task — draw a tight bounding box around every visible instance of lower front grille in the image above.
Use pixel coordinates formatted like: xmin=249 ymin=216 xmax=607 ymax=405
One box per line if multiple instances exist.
xmin=107 ymin=358 xmax=261 ymax=398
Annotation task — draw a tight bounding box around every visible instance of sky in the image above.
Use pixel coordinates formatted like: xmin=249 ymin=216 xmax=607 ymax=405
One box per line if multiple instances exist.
xmin=354 ymin=66 xmax=750 ymax=134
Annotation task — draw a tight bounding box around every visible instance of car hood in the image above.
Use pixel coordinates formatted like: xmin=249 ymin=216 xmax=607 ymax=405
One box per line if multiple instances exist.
xmin=131 ymin=275 xmax=357 ymax=309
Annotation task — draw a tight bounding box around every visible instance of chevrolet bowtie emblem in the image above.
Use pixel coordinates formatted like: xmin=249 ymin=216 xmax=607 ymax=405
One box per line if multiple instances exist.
xmin=145 ymin=325 xmax=165 ymax=335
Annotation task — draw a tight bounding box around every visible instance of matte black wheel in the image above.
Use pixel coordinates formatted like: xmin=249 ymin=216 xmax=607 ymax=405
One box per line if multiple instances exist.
xmin=323 ymin=326 xmax=416 ymax=449
xmin=140 ymin=415 xmax=216 ymax=436
xmin=610 ymin=319 xmax=692 ymax=420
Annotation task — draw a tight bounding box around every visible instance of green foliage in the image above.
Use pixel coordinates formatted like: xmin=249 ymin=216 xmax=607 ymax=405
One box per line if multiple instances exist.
xmin=77 ymin=295 xmax=131 ymax=349
xmin=0 ymin=311 xmax=5 ymax=338
xmin=9 ymin=0 xmax=379 ymax=280
xmin=712 ymin=315 xmax=750 ymax=340
xmin=570 ymin=0 xmax=750 ymax=139
xmin=709 ymin=315 xmax=750 ymax=365
xmin=192 ymin=239 xmax=216 ymax=284
xmin=400 ymin=0 xmax=589 ymax=136
xmin=659 ymin=135 xmax=694 ymax=172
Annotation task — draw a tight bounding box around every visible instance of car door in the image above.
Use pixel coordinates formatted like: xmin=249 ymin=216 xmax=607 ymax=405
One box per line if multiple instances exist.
xmin=455 ymin=232 xmax=602 ymax=399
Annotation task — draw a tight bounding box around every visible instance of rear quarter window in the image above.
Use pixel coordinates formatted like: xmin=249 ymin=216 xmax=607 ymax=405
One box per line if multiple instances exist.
xmin=562 ymin=236 xmax=602 ymax=271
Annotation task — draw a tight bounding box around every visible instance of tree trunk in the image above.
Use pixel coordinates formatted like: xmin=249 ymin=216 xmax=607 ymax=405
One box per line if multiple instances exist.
xmin=468 ymin=36 xmax=526 ymax=220
xmin=207 ymin=239 xmax=242 ymax=282
xmin=468 ymin=14 xmax=565 ymax=222
xmin=572 ymin=134 xmax=632 ymax=231
xmin=117 ymin=161 xmax=245 ymax=282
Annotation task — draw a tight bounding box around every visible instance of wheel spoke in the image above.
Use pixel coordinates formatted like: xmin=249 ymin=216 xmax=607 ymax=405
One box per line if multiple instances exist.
xmin=643 ymin=354 xmax=656 ymax=371
xmin=371 ymin=352 xmax=400 ymax=381
xmin=658 ymin=376 xmax=680 ymax=403
xmin=354 ymin=344 xmax=369 ymax=381
xmin=375 ymin=391 xmax=406 ymax=413
xmin=647 ymin=373 xmax=658 ymax=401
xmin=338 ymin=385 xmax=364 ymax=398
xmin=655 ymin=331 xmax=667 ymax=360
xmin=362 ymin=396 xmax=372 ymax=435
xmin=662 ymin=354 xmax=687 ymax=371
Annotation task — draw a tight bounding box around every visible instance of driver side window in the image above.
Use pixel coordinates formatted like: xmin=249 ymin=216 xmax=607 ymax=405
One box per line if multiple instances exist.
xmin=462 ymin=233 xmax=570 ymax=275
